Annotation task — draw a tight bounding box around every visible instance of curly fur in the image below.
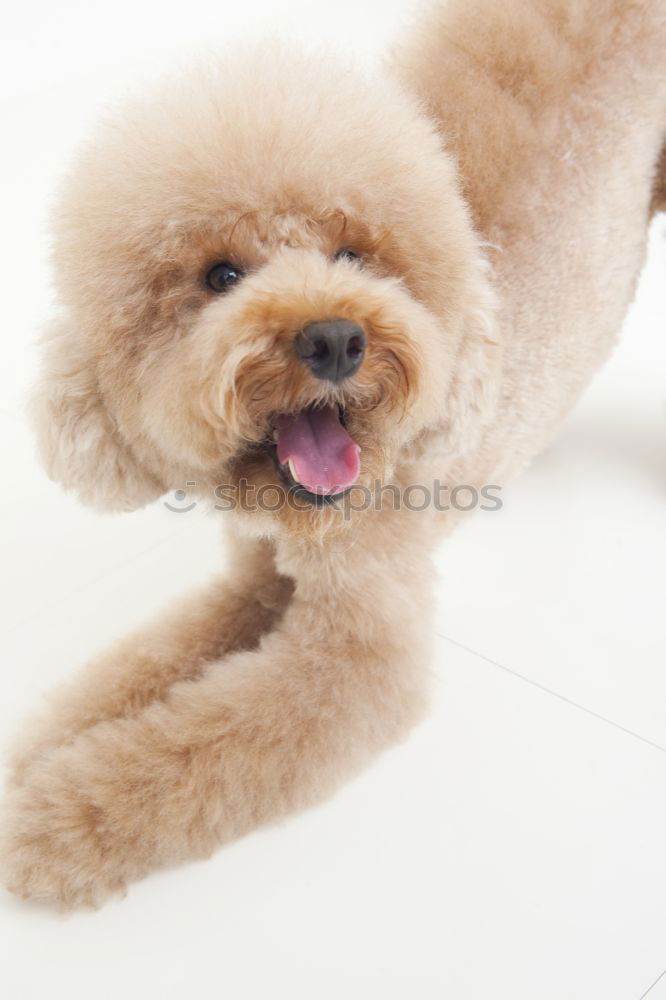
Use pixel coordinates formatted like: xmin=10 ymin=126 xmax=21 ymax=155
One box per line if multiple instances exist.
xmin=2 ymin=0 xmax=665 ymax=907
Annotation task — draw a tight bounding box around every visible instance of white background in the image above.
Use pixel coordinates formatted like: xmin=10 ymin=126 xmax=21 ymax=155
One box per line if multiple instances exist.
xmin=1 ymin=2 xmax=665 ymax=998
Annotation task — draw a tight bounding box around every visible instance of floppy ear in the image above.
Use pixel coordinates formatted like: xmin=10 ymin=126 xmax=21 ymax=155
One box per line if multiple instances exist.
xmin=30 ymin=321 xmax=164 ymax=512
xmin=443 ymin=253 xmax=503 ymax=458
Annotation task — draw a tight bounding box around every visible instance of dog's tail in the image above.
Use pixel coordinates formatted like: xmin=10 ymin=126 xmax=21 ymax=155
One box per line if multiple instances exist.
xmin=651 ymin=140 xmax=666 ymax=215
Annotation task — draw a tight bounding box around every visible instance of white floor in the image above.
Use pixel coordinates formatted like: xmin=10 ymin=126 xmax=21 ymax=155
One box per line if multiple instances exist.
xmin=2 ymin=2 xmax=666 ymax=998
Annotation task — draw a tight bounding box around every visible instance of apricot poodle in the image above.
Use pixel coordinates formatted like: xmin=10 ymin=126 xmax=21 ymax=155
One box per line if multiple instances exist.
xmin=2 ymin=0 xmax=665 ymax=906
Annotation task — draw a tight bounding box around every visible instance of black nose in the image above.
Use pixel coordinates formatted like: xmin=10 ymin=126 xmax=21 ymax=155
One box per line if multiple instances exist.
xmin=295 ymin=320 xmax=366 ymax=382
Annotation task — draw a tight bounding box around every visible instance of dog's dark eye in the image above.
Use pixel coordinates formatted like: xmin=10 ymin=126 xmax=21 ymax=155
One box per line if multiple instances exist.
xmin=206 ymin=261 xmax=245 ymax=293
xmin=334 ymin=248 xmax=360 ymax=263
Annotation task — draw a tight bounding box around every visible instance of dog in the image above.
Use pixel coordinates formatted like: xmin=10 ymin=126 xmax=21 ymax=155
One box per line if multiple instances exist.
xmin=2 ymin=0 xmax=665 ymax=907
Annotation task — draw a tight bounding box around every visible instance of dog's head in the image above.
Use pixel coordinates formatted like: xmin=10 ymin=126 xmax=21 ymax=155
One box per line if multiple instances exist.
xmin=33 ymin=47 xmax=500 ymax=533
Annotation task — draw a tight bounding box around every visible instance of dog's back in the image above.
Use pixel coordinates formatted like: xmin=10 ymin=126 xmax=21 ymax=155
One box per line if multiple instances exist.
xmin=392 ymin=0 xmax=666 ymax=233
xmin=392 ymin=0 xmax=666 ymax=481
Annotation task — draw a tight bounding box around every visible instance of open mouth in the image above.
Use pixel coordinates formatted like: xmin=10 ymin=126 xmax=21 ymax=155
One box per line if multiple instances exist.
xmin=266 ymin=404 xmax=361 ymax=506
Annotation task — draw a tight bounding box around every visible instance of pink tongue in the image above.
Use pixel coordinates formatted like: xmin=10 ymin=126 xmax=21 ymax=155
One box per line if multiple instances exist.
xmin=273 ymin=406 xmax=361 ymax=496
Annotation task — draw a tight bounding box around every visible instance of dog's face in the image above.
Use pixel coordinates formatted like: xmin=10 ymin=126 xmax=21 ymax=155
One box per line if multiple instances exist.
xmin=34 ymin=48 xmax=500 ymax=535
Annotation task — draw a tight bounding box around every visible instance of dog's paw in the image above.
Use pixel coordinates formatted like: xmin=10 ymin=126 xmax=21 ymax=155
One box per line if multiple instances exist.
xmin=0 ymin=739 xmax=135 ymax=908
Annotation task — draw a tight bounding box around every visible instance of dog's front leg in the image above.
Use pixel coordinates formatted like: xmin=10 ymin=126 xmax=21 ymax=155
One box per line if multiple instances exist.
xmin=8 ymin=537 xmax=292 ymax=787
xmin=1 ymin=539 xmax=433 ymax=908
